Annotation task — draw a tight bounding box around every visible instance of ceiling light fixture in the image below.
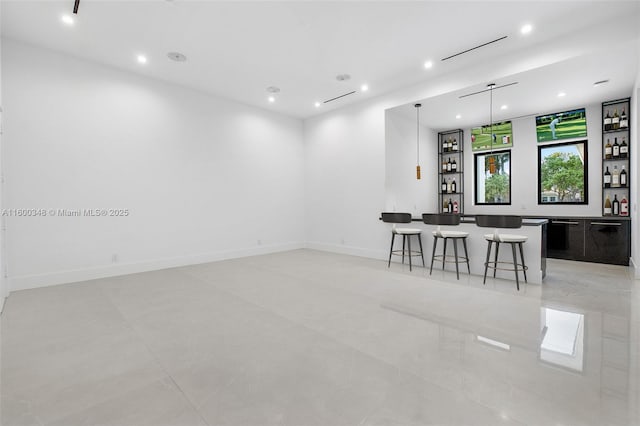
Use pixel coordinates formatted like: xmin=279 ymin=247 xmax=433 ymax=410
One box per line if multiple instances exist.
xmin=520 ymin=24 xmax=533 ymax=35
xmin=593 ymin=79 xmax=609 ymax=87
xmin=456 ymin=114 xmax=461 ymax=119
xmin=61 ymin=14 xmax=74 ymax=25
xmin=361 ymin=84 xmax=369 ymax=92
xmin=137 ymin=55 xmax=148 ymax=64
xmin=314 ymin=102 xmax=321 ymax=108
xmin=268 ymin=96 xmax=275 ymax=103
xmin=557 ymin=91 xmax=566 ymax=97
xmin=487 ymin=83 xmax=497 ymax=175
xmin=501 ymin=105 xmax=508 ymax=110
xmin=415 ymin=103 xmax=422 ymax=180
xmin=73 ymin=0 xmax=80 ymax=14
xmin=424 ymin=60 xmax=433 ymax=69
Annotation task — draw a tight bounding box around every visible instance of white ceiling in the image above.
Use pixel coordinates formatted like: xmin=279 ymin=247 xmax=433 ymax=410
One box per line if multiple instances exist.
xmin=2 ymin=1 xmax=639 ymax=119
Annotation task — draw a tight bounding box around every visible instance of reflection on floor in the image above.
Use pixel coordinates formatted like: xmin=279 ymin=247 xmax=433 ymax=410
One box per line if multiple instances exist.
xmin=1 ymin=250 xmax=639 ymax=425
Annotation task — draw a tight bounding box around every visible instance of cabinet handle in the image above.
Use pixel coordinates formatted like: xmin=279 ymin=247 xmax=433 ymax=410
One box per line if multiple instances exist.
xmin=551 ymin=221 xmax=579 ymax=225
xmin=590 ymin=222 xmax=621 ymax=226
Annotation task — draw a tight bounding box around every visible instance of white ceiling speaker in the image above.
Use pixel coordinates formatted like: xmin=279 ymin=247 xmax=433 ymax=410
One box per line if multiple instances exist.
xmin=167 ymin=52 xmax=187 ymax=62
xmin=336 ymin=74 xmax=351 ymax=82
xmin=266 ymin=86 xmax=281 ymax=94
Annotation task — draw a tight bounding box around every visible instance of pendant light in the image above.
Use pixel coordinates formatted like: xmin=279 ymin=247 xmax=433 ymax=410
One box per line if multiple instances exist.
xmin=487 ymin=83 xmax=497 ymax=175
xmin=415 ymin=103 xmax=422 ymax=180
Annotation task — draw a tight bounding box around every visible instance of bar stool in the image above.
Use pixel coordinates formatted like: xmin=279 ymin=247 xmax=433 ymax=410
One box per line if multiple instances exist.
xmin=381 ymin=212 xmax=424 ymax=271
xmin=475 ymin=215 xmax=528 ymax=290
xmin=422 ymin=213 xmax=470 ymax=279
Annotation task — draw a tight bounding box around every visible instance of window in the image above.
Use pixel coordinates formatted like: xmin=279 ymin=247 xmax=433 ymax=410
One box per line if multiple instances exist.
xmin=538 ymin=141 xmax=588 ymax=204
xmin=474 ymin=150 xmax=511 ymax=204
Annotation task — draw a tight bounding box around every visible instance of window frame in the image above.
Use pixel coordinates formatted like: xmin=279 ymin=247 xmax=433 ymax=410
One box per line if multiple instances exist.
xmin=474 ymin=149 xmax=512 ymax=205
xmin=537 ymin=140 xmax=589 ymax=205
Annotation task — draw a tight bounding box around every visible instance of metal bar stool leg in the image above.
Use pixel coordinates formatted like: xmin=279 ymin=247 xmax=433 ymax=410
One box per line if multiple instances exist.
xmin=453 ymin=238 xmax=460 ymax=280
xmin=462 ymin=237 xmax=470 ymax=274
xmin=418 ymin=234 xmax=425 ymax=267
xmin=493 ymin=242 xmax=500 ymax=278
xmin=511 ymin=242 xmax=520 ymax=291
xmin=388 ymin=232 xmax=395 ymax=268
xmin=518 ymin=242 xmax=528 ymax=282
xmin=442 ymin=238 xmax=448 ymax=270
xmin=402 ymin=235 xmax=406 ymax=265
xmin=429 ymin=236 xmax=438 ymax=275
xmin=407 ymin=234 xmax=413 ymax=271
xmin=483 ymin=240 xmax=493 ymax=285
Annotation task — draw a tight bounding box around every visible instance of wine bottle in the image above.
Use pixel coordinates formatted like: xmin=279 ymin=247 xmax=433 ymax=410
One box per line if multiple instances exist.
xmin=612 ymin=165 xmax=620 ymax=187
xmin=453 ymin=200 xmax=459 ymax=214
xmin=448 ymin=137 xmax=453 ymax=152
xmin=612 ymin=109 xmax=620 ymax=130
xmin=620 ymin=108 xmax=628 ymax=128
xmin=442 ymin=138 xmax=448 ymax=153
xmin=446 ymin=158 xmax=452 ymax=172
xmin=448 ymin=198 xmax=453 ymax=213
xmin=613 ymin=194 xmax=620 ymax=216
xmin=604 ymin=166 xmax=611 ymax=188
xmin=604 ymin=110 xmax=612 ymax=131
xmin=452 ymin=178 xmax=457 ymax=194
xmin=451 ymin=158 xmax=457 ymax=172
xmin=442 ymin=159 xmax=447 ymax=172
xmin=447 ymin=178 xmax=452 ymax=194
xmin=441 ymin=177 xmax=447 ymax=193
xmin=613 ymin=137 xmax=620 ymax=158
xmin=443 ymin=198 xmax=449 ymax=213
xmin=620 ymin=196 xmax=629 ymax=216
xmin=452 ymin=138 xmax=458 ymax=151
xmin=604 ymin=195 xmax=612 ymax=216
xmin=620 ymin=137 xmax=628 ymax=158
xmin=605 ymin=139 xmax=612 ymax=159
xmin=620 ymin=165 xmax=627 ymax=187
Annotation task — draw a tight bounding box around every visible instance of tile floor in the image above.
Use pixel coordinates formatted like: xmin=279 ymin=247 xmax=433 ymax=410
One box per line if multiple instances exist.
xmin=1 ymin=249 xmax=639 ymax=425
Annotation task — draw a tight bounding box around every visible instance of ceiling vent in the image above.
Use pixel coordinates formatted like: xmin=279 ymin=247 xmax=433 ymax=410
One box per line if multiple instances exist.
xmin=441 ymin=36 xmax=508 ymax=62
xmin=323 ymin=91 xmax=356 ymax=104
xmin=459 ymin=82 xmax=518 ymax=99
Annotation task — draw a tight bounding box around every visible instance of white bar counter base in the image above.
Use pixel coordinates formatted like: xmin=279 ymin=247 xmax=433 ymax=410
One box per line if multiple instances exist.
xmin=395 ymin=217 xmax=547 ymax=284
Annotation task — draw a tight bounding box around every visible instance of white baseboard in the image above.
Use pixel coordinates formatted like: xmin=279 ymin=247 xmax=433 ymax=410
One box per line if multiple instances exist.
xmin=8 ymin=242 xmax=305 ymax=292
xmin=305 ymin=241 xmax=387 ymax=261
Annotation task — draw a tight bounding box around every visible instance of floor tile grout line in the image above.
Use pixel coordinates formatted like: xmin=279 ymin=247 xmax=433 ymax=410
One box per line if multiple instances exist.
xmin=99 ymin=285 xmax=212 ymax=426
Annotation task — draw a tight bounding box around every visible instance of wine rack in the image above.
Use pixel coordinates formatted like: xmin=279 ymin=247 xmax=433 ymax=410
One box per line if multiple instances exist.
xmin=601 ymin=98 xmax=630 ymax=217
xmin=438 ymin=129 xmax=464 ymax=214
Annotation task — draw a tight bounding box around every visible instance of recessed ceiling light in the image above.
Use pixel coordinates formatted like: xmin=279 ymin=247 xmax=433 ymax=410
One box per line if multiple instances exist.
xmin=557 ymin=91 xmax=566 ymax=97
xmin=593 ymin=79 xmax=609 ymax=87
xmin=314 ymin=102 xmax=321 ymax=108
xmin=136 ymin=55 xmax=148 ymax=64
xmin=167 ymin=52 xmax=187 ymax=62
xmin=455 ymin=114 xmax=461 ymax=119
xmin=268 ymin=96 xmax=275 ymax=103
xmin=424 ymin=60 xmax=433 ymax=69
xmin=61 ymin=15 xmax=74 ymax=25
xmin=361 ymin=84 xmax=369 ymax=92
xmin=520 ymin=24 xmax=533 ymax=35
xmin=266 ymin=86 xmax=280 ymax=94
xmin=501 ymin=104 xmax=508 ymax=110
xmin=336 ymin=74 xmax=351 ymax=82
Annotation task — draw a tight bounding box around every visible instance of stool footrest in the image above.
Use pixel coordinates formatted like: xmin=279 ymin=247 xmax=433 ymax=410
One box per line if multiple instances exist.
xmin=485 ymin=261 xmax=528 ymax=273
xmin=432 ymin=254 xmax=469 ymax=264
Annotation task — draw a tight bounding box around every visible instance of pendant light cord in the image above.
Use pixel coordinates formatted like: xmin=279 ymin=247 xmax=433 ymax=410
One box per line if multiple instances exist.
xmin=416 ymin=106 xmax=420 ymax=165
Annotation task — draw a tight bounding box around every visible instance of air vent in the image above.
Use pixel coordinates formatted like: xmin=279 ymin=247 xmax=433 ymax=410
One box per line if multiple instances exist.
xmin=323 ymin=91 xmax=356 ymax=104
xmin=441 ymin=36 xmax=508 ymax=62
xmin=459 ymin=82 xmax=518 ymax=99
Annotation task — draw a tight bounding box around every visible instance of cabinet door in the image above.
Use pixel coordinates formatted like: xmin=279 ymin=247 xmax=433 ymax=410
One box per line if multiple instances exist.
xmin=585 ymin=220 xmax=629 ymax=265
xmin=547 ymin=219 xmax=585 ymax=261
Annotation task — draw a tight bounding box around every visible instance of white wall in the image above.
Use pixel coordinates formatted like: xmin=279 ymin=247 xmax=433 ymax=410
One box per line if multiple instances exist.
xmin=384 ymin=109 xmax=437 ymax=216
xmin=463 ymin=103 xmax=604 ymax=217
xmin=2 ymin=39 xmax=305 ymax=291
xmin=0 ymin=2 xmax=6 ymax=311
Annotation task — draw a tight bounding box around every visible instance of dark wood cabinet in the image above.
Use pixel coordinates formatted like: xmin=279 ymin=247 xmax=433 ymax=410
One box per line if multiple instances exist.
xmin=546 ymin=217 xmax=630 ymax=265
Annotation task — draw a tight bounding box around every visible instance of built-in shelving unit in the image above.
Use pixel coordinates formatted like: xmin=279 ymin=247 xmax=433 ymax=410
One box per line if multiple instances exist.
xmin=438 ymin=129 xmax=464 ymax=214
xmin=601 ymin=98 xmax=630 ymax=217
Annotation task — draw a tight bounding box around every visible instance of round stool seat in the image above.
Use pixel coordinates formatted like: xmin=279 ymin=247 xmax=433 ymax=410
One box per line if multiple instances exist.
xmin=433 ymin=230 xmax=469 ymax=238
xmin=394 ymin=228 xmax=422 ymax=235
xmin=483 ymin=233 xmax=527 ymax=243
